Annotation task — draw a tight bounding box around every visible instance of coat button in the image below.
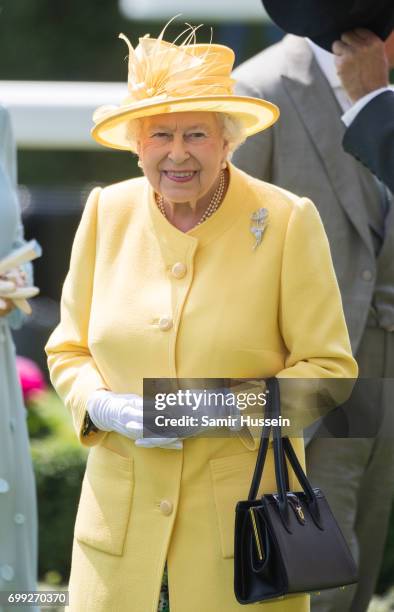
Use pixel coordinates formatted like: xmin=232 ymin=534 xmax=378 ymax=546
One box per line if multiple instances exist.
xmin=0 ymin=565 xmax=14 ymax=581
xmin=159 ymin=500 xmax=173 ymax=516
xmin=361 ymin=269 xmax=373 ymax=281
xmin=0 ymin=479 xmax=10 ymax=493
xmin=171 ymin=262 xmax=186 ymax=279
xmin=158 ymin=317 xmax=173 ymax=331
xmin=14 ymin=513 xmax=26 ymax=525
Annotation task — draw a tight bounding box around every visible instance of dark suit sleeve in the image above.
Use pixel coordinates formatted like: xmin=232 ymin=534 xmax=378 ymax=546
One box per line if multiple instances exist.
xmin=342 ymin=90 xmax=394 ymax=192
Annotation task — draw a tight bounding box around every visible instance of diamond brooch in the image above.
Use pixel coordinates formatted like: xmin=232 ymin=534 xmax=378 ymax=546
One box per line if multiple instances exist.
xmin=250 ymin=208 xmax=268 ymax=250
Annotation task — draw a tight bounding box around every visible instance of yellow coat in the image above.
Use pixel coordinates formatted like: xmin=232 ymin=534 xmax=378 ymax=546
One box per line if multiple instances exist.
xmin=45 ymin=164 xmax=357 ymax=612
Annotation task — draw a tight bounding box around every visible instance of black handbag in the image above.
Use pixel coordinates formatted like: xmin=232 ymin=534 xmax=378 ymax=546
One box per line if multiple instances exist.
xmin=234 ymin=377 xmax=358 ymax=604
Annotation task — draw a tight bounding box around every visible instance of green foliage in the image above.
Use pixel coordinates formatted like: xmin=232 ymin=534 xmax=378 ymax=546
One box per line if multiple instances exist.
xmin=0 ymin=0 xmax=142 ymax=82
xmin=28 ymin=391 xmax=87 ymax=583
xmin=18 ymin=149 xmax=140 ymax=187
xmin=0 ymin=2 xmax=258 ymax=82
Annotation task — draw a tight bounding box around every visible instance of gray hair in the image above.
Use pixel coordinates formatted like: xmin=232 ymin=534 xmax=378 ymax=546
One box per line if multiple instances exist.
xmin=216 ymin=113 xmax=246 ymax=158
xmin=126 ymin=112 xmax=246 ymax=159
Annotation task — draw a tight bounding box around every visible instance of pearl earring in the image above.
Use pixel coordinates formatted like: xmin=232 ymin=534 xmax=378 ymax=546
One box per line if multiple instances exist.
xmin=137 ymin=160 xmax=143 ymax=169
xmin=221 ymin=161 xmax=227 ymax=170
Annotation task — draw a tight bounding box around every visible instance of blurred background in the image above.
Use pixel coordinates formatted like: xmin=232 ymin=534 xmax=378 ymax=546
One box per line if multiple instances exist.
xmin=1 ymin=0 xmax=393 ymax=607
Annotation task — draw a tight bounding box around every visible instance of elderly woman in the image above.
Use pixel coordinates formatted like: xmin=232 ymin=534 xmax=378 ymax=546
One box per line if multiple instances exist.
xmin=45 ymin=22 xmax=357 ymax=612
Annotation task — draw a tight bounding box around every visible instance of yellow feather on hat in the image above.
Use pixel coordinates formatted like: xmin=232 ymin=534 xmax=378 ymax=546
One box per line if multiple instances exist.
xmin=118 ymin=19 xmax=235 ymax=104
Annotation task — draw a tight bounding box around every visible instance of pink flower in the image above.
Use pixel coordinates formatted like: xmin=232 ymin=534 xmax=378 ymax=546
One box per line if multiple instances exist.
xmin=16 ymin=356 xmax=47 ymax=402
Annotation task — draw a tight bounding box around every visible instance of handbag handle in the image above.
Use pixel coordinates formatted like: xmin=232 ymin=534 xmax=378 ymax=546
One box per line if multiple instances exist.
xmin=248 ymin=377 xmax=284 ymax=500
xmin=248 ymin=378 xmax=322 ymax=527
xmin=247 ymin=377 xmax=275 ymax=500
xmin=270 ymin=379 xmax=322 ymax=525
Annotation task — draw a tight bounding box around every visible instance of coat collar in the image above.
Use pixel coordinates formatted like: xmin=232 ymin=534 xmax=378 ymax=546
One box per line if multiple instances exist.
xmin=280 ymin=35 xmax=377 ymax=256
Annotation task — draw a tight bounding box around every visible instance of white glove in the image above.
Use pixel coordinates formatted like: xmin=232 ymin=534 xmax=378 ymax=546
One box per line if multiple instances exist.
xmin=178 ymin=383 xmax=266 ymax=433
xmin=134 ymin=436 xmax=183 ymax=450
xmin=87 ymin=390 xmax=182 ymax=449
xmin=166 ymin=387 xmax=243 ymax=432
xmin=135 ymin=388 xmax=239 ymax=447
xmin=87 ymin=390 xmax=143 ymax=437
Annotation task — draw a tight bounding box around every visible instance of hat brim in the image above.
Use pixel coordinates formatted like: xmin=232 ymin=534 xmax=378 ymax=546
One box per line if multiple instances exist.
xmin=91 ymin=95 xmax=279 ymax=151
xmin=310 ymin=10 xmax=394 ymax=51
xmin=262 ymin=0 xmax=394 ymax=52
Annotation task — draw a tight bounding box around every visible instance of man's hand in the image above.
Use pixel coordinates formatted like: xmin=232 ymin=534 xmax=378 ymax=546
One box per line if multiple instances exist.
xmin=332 ymin=29 xmax=389 ymax=103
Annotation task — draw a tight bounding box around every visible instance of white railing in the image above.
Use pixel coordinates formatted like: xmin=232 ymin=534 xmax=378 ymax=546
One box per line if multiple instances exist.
xmin=0 ymin=81 xmax=127 ymax=150
xmin=119 ymin=0 xmax=269 ymax=21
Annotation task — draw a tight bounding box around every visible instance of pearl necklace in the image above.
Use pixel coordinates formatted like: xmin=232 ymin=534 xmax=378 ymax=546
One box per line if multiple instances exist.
xmin=156 ymin=170 xmax=226 ymax=226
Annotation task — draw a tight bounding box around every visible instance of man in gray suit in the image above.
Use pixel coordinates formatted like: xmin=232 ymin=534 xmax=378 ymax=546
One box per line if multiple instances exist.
xmin=233 ymin=1 xmax=394 ymax=611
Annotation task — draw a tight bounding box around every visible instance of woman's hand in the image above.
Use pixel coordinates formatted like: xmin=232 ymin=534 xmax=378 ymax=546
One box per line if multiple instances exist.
xmin=87 ymin=390 xmax=182 ymax=449
xmin=0 ymin=275 xmax=17 ymax=317
xmin=0 ymin=297 xmax=15 ymax=317
xmin=4 ymin=267 xmax=28 ymax=288
xmin=0 ymin=268 xmax=29 ymax=317
xmin=1 ymin=268 xmax=28 ymax=291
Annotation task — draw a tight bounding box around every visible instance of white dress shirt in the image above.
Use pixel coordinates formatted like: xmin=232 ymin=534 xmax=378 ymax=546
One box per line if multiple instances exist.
xmin=341 ymin=87 xmax=394 ymax=126
xmin=307 ymin=39 xmax=352 ymax=112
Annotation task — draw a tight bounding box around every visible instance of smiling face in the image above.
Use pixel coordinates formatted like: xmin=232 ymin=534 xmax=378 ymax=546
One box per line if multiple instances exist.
xmin=136 ymin=111 xmax=229 ymax=208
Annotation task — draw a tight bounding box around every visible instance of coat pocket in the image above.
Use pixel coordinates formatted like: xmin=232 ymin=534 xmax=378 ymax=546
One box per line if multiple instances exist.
xmin=209 ymin=449 xmax=275 ymax=559
xmin=74 ymin=444 xmax=134 ymax=556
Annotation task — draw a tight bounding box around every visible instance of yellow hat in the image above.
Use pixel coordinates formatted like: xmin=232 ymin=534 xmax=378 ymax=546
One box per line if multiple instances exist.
xmin=92 ymin=19 xmax=279 ymax=151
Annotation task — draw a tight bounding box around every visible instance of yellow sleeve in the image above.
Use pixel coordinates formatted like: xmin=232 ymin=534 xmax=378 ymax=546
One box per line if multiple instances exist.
xmin=232 ymin=196 xmax=358 ymax=450
xmin=45 ymin=187 xmax=108 ymax=447
xmin=278 ymin=197 xmax=356 ymax=377
xmin=276 ymin=196 xmax=358 ymax=430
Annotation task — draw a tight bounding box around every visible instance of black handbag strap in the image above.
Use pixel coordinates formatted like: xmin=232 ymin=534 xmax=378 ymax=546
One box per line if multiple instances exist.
xmin=248 ymin=432 xmax=271 ymax=501
xmin=248 ymin=378 xmax=321 ymax=525
xmin=248 ymin=377 xmax=282 ymax=500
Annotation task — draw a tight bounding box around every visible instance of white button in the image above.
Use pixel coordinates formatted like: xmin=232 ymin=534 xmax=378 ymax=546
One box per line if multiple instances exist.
xmin=1 ymin=565 xmax=14 ymax=581
xmin=0 ymin=479 xmax=10 ymax=493
xmin=14 ymin=513 xmax=25 ymax=525
xmin=362 ymin=270 xmax=373 ymax=281
xmin=171 ymin=262 xmax=186 ymax=279
xmin=158 ymin=317 xmax=173 ymax=331
xmin=159 ymin=500 xmax=173 ymax=516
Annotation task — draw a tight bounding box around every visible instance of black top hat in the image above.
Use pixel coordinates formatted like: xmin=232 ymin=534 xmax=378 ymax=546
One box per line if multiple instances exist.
xmin=262 ymin=0 xmax=394 ymax=51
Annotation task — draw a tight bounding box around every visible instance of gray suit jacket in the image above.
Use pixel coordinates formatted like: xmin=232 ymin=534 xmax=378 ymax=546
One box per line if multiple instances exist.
xmin=233 ymin=35 xmax=394 ymax=354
